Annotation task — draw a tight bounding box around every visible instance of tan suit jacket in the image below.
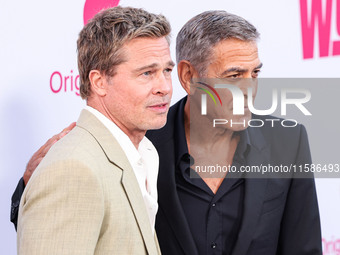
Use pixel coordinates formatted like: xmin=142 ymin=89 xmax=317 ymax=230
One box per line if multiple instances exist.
xmin=17 ymin=110 xmax=161 ymax=255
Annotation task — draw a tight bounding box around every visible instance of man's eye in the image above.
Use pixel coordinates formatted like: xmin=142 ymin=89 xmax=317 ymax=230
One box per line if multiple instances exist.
xmin=228 ymin=74 xmax=240 ymax=79
xmin=252 ymin=69 xmax=261 ymax=78
xmin=165 ymin=68 xmax=173 ymax=73
xmin=143 ymin=71 xmax=151 ymax=76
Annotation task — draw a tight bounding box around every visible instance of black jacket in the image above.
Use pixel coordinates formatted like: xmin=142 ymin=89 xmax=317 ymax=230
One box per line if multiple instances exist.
xmin=146 ymin=97 xmax=322 ymax=255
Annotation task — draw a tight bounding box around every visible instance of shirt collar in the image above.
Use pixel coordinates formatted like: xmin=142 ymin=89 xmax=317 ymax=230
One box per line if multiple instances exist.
xmin=234 ymin=129 xmax=251 ymax=162
xmin=173 ymin=97 xmax=252 ymax=165
xmin=84 ymin=106 xmax=153 ymax=166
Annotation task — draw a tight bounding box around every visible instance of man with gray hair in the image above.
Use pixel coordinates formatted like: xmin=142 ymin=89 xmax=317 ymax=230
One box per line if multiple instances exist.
xmin=148 ymin=10 xmax=321 ymax=255
xmin=12 ymin=10 xmax=321 ymax=255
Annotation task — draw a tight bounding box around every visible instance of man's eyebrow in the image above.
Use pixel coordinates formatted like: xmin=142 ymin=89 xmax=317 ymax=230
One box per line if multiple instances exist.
xmin=167 ymin=60 xmax=176 ymax=67
xmin=221 ymin=67 xmax=247 ymax=76
xmin=133 ymin=61 xmax=175 ymax=73
xmin=133 ymin=63 xmax=159 ymax=73
xmin=220 ymin=62 xmax=263 ymax=76
xmin=256 ymin=63 xmax=263 ymax=69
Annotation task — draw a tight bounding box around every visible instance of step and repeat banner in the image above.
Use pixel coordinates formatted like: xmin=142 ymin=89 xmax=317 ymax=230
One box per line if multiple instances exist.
xmin=1 ymin=0 xmax=339 ymax=254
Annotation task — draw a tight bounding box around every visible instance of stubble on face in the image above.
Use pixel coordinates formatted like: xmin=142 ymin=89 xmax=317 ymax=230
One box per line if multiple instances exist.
xmin=100 ymin=37 xmax=174 ymax=142
xmin=200 ymin=39 xmax=262 ymax=131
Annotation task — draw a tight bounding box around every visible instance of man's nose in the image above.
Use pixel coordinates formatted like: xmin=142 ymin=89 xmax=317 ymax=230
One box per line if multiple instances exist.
xmin=239 ymin=78 xmax=256 ymax=94
xmin=153 ymin=74 xmax=172 ymax=95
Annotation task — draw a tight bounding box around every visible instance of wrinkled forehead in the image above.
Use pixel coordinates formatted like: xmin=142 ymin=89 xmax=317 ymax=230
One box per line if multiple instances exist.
xmin=207 ymin=39 xmax=260 ymax=73
xmin=211 ymin=39 xmax=258 ymax=60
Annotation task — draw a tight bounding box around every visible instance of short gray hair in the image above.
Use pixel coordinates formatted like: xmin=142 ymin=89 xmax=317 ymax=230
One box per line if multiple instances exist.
xmin=176 ymin=10 xmax=260 ymax=75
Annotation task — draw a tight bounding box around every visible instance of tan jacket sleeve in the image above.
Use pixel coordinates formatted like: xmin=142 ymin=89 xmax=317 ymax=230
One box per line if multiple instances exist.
xmin=17 ymin=159 xmax=104 ymax=255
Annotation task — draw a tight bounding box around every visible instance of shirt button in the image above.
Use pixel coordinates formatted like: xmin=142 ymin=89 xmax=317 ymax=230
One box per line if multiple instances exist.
xmin=212 ymin=203 xmax=216 ymax=207
xmin=211 ymin=242 xmax=217 ymax=249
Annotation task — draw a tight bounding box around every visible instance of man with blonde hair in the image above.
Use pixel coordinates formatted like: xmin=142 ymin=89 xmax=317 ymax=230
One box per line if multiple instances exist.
xmin=16 ymin=6 xmax=174 ymax=255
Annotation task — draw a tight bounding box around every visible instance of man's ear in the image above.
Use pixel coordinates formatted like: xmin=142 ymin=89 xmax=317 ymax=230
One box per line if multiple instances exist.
xmin=177 ymin=60 xmax=198 ymax=95
xmin=88 ymin=70 xmax=107 ymax=97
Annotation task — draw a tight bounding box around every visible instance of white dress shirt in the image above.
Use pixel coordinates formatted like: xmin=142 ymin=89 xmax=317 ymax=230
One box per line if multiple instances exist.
xmin=85 ymin=106 xmax=159 ymax=233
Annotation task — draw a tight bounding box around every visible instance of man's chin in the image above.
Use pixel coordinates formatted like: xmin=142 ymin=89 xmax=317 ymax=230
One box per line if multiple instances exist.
xmin=145 ymin=118 xmax=168 ymax=131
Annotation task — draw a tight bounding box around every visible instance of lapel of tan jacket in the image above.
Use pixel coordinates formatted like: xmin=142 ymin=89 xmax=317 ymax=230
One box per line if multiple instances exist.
xmin=77 ymin=109 xmax=159 ymax=254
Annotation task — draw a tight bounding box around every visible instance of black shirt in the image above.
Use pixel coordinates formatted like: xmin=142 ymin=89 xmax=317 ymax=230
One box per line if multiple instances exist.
xmin=173 ymin=98 xmax=250 ymax=255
